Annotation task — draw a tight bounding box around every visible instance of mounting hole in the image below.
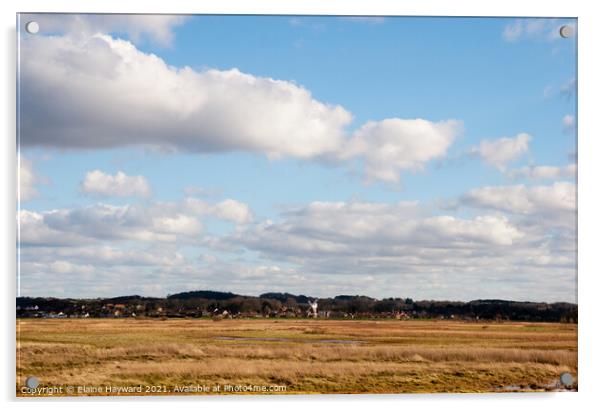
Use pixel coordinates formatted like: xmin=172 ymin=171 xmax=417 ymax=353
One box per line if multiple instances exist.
xmin=25 ymin=21 xmax=39 ymax=34
xmin=560 ymin=372 xmax=574 ymax=387
xmin=25 ymin=376 xmax=39 ymax=389
xmin=559 ymin=25 xmax=574 ymax=38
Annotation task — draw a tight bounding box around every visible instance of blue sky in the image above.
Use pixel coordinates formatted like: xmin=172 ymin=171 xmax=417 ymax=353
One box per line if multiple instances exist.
xmin=18 ymin=14 xmax=577 ymax=301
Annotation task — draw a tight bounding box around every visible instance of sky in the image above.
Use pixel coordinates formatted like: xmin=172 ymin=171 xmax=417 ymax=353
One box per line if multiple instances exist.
xmin=17 ymin=14 xmax=577 ymax=302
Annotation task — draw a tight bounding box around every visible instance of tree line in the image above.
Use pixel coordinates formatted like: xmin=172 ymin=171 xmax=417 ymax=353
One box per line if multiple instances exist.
xmin=16 ymin=290 xmax=577 ymax=322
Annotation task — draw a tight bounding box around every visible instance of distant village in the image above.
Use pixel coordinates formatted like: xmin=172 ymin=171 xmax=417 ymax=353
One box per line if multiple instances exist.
xmin=16 ymin=290 xmax=578 ymax=323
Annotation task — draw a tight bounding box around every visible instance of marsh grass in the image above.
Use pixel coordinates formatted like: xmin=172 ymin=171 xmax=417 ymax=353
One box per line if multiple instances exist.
xmin=16 ymin=319 xmax=577 ymax=395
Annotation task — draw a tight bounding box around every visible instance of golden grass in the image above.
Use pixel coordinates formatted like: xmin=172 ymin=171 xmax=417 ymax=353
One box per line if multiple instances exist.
xmin=16 ymin=319 xmax=577 ymax=396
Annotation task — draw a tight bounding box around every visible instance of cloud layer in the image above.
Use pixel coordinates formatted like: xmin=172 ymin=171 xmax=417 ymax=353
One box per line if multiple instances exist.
xmin=19 ymin=193 xmax=576 ymax=301
xmin=215 ymin=196 xmax=575 ymax=301
xmin=20 ymin=196 xmax=252 ymax=248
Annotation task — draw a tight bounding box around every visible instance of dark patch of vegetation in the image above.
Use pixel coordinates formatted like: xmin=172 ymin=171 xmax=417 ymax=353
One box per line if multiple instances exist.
xmin=167 ymin=290 xmax=241 ymax=300
xmin=259 ymin=292 xmax=311 ymax=304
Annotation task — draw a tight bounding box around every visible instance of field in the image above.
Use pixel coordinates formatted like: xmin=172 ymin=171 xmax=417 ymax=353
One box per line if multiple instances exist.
xmin=16 ymin=318 xmax=577 ymax=396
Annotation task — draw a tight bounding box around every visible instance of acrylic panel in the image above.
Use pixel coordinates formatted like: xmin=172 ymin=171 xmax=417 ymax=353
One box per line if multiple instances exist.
xmin=16 ymin=13 xmax=577 ymax=397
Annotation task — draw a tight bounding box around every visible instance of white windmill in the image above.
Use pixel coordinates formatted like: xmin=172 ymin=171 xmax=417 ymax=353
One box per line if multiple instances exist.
xmin=308 ymin=300 xmax=318 ymax=318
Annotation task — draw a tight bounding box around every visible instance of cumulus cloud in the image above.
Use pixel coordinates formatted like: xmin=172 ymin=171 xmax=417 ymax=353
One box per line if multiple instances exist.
xmin=505 ymin=164 xmax=576 ymax=181
xmin=81 ymin=170 xmax=151 ymax=197
xmin=21 ymin=13 xmax=187 ymax=47
xmin=21 ymin=33 xmax=351 ymax=159
xmin=19 ymin=157 xmax=38 ymax=202
xmin=20 ymin=31 xmax=461 ymax=183
xmin=338 ymin=119 xmax=461 ymax=182
xmin=473 ymin=133 xmax=531 ymax=170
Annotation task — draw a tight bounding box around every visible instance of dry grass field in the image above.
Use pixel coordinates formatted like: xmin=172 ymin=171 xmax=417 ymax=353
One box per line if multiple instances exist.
xmin=16 ymin=318 xmax=577 ymax=396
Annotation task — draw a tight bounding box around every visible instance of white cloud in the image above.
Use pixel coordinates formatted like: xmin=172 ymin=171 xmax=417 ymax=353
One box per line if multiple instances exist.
xmin=473 ymin=133 xmax=531 ymax=170
xmin=502 ymin=21 xmax=524 ymax=42
xmin=26 ymin=245 xmax=187 ymax=268
xmin=506 ymin=164 xmax=576 ymax=181
xmin=81 ymin=170 xmax=151 ymax=197
xmin=18 ymin=196 xmax=576 ymax=302
xmin=19 ymin=157 xmax=38 ymax=202
xmin=22 ymin=14 xmax=187 ymax=47
xmin=211 ymin=199 xmax=254 ymax=224
xmin=544 ymin=78 xmax=576 ymax=101
xmin=542 ymin=85 xmax=554 ymax=99
xmin=563 ymin=114 xmax=576 ymax=133
xmin=237 ymin=201 xmax=524 ymax=260
xmin=563 ymin=115 xmax=574 ymax=126
xmin=20 ymin=32 xmax=461 ymax=183
xmin=23 ymin=203 xmax=203 ymax=245
xmin=21 ymin=260 xmax=96 ymax=280
xmin=215 ymin=199 xmax=574 ymax=302
xmin=459 ymin=182 xmax=576 ymax=228
xmin=51 ymin=260 xmax=94 ymax=275
xmin=184 ymin=197 xmax=254 ymax=224
xmin=502 ymin=19 xmax=574 ymax=42
xmin=21 ymin=33 xmax=352 ymax=159
xmin=19 ymin=210 xmax=90 ymax=247
xmin=338 ymin=119 xmax=461 ymax=182
xmin=19 ymin=196 xmax=254 ymax=248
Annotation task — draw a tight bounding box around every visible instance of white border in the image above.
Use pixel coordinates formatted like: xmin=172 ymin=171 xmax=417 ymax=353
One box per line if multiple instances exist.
xmin=2 ymin=1 xmax=600 ymax=409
